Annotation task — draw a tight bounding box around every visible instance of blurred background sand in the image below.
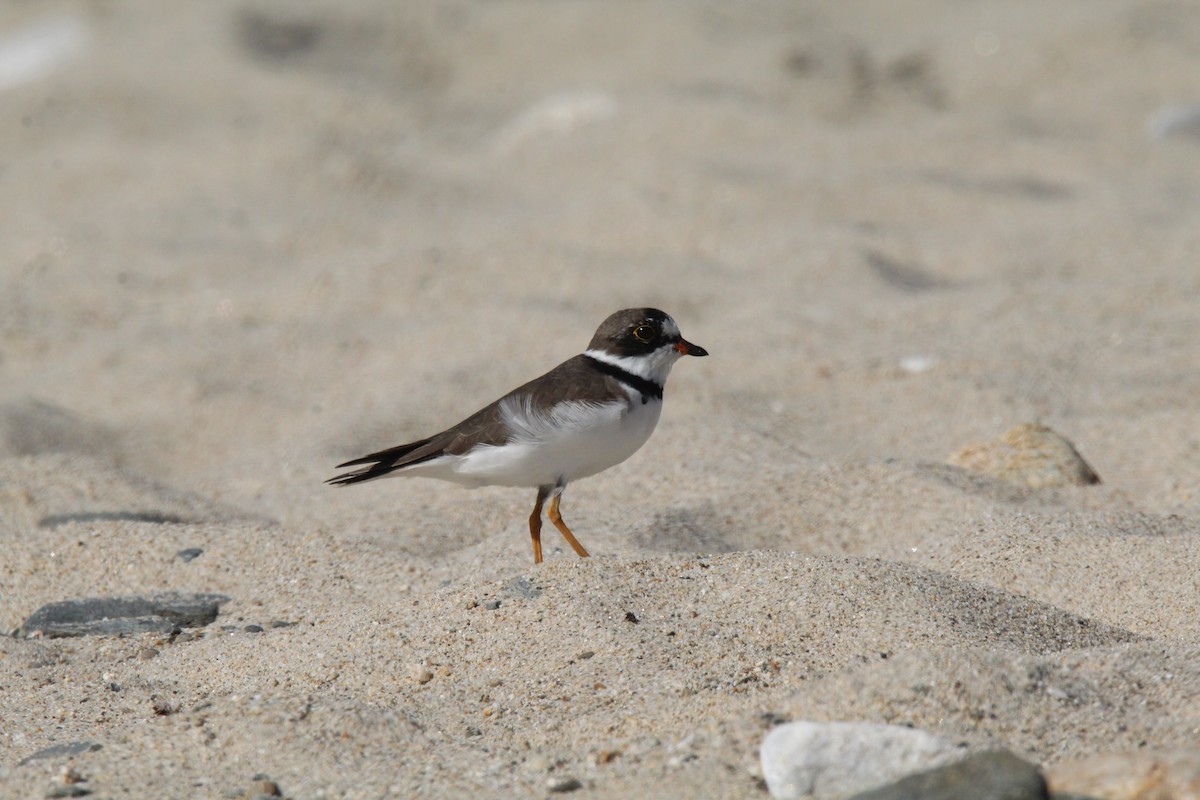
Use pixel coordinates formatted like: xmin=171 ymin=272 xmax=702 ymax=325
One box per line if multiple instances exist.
xmin=2 ymin=1 xmax=1199 ymax=797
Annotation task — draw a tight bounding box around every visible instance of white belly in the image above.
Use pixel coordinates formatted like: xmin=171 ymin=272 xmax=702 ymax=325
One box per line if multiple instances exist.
xmin=409 ymin=398 xmax=662 ymax=488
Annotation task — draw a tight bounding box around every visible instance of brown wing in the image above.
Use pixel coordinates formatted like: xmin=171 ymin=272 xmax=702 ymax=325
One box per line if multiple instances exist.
xmin=326 ymin=355 xmax=623 ymax=486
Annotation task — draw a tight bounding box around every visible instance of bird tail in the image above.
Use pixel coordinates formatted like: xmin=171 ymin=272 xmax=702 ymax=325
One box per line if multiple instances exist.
xmin=326 ymin=438 xmax=445 ymax=486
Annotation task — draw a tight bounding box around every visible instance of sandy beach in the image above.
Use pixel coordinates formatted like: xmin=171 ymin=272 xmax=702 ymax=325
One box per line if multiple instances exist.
xmin=3 ymin=1 xmax=1200 ymax=797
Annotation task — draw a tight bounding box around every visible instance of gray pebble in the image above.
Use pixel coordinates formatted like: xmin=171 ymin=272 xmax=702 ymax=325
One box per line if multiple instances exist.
xmin=244 ymin=624 xmax=264 ymax=633
xmin=546 ymin=776 xmax=582 ymax=793
xmin=19 ymin=593 xmax=228 ymax=638
xmin=483 ymin=599 xmax=502 ymax=610
xmin=176 ymin=547 xmax=204 ymax=562
xmin=1149 ymin=104 xmax=1200 ymax=139
xmin=847 ymin=750 xmax=1046 ymax=800
xmin=17 ymin=742 xmax=102 ymax=767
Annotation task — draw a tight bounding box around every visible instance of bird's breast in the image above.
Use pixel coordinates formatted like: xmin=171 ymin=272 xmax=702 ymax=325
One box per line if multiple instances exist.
xmin=453 ymin=396 xmax=663 ymax=487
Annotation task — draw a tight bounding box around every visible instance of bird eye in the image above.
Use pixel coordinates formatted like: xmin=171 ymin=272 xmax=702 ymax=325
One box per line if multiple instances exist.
xmin=632 ymin=324 xmax=654 ymax=342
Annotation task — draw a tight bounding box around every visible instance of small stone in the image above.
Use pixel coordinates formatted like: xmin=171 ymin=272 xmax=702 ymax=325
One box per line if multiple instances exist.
xmin=19 ymin=593 xmax=229 ymax=638
xmin=409 ymin=665 xmax=434 ymax=685
xmin=151 ymin=696 xmax=178 ymax=716
xmin=577 ymin=650 xmax=595 ymax=660
xmin=1149 ymin=104 xmax=1200 ymax=139
xmin=243 ymin=624 xmax=264 ymax=633
xmin=1046 ymin=748 xmax=1200 ymax=800
xmin=176 ymin=548 xmax=203 ymax=562
xmin=483 ymin=599 xmax=501 ymax=610
xmin=59 ymin=767 xmax=85 ymax=785
xmin=760 ymin=721 xmax=963 ymax=799
xmin=247 ymin=777 xmax=281 ymax=797
xmin=846 ymin=750 xmax=1046 ymax=800
xmin=624 ymin=611 xmax=639 ymax=624
xmin=139 ymin=647 xmax=159 ymax=660
xmin=546 ymin=776 xmax=583 ymax=793
xmin=947 ymin=423 xmax=1100 ymax=488
xmin=17 ymin=742 xmax=102 ymax=766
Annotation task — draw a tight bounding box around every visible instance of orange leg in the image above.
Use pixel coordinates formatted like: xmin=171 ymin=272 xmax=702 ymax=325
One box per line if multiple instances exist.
xmin=548 ymin=491 xmax=590 ymax=559
xmin=528 ymin=487 xmax=549 ymax=565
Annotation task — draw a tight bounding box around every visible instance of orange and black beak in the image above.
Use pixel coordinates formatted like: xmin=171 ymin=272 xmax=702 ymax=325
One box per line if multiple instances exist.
xmin=675 ymin=338 xmax=708 ymax=357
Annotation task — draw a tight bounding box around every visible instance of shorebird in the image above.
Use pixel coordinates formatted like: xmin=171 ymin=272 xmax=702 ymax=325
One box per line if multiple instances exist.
xmin=328 ymin=308 xmax=707 ymax=563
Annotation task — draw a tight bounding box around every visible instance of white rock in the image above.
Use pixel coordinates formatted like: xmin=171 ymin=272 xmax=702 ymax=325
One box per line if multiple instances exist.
xmin=0 ymin=16 xmax=87 ymax=91
xmin=760 ymin=721 xmax=964 ymax=799
xmin=1148 ymin=104 xmax=1200 ymax=140
xmin=898 ymin=354 xmax=938 ymax=374
xmin=493 ymin=91 xmax=618 ymax=153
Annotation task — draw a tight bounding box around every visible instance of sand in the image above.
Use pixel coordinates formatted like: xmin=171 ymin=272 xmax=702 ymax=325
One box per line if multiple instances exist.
xmin=2 ymin=1 xmax=1200 ymax=797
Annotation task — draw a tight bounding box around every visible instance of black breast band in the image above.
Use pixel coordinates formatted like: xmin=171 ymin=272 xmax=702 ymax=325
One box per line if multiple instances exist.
xmin=583 ymin=355 xmax=664 ymax=403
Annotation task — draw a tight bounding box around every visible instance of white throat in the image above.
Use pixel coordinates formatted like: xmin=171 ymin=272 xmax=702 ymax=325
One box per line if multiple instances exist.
xmin=584 ymin=345 xmax=680 ymax=388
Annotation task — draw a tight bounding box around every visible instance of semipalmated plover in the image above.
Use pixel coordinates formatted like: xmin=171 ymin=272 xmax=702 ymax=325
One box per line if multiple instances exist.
xmin=328 ymin=308 xmax=707 ymax=563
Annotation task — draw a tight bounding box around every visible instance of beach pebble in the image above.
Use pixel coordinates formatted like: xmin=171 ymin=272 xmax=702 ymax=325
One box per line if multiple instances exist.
xmin=545 ymin=775 xmax=582 ymax=793
xmin=0 ymin=16 xmax=88 ymax=94
xmin=760 ymin=721 xmax=963 ymax=799
xmin=176 ymin=547 xmax=203 ymax=562
xmin=151 ymin=696 xmax=178 ymax=716
xmin=19 ymin=593 xmax=228 ymax=638
xmin=408 ymin=664 xmax=434 ymax=684
xmin=17 ymin=742 xmax=101 ymax=767
xmin=493 ymin=91 xmax=617 ymax=153
xmin=46 ymin=764 xmax=91 ymax=796
xmin=1148 ymin=105 xmax=1200 ymax=140
xmin=1045 ymin=749 xmax=1200 ymax=799
xmin=947 ymin=423 xmax=1100 ymax=488
xmin=58 ymin=767 xmax=85 ymax=785
xmin=247 ymin=775 xmax=282 ymax=797
xmin=846 ymin=750 xmax=1046 ymax=800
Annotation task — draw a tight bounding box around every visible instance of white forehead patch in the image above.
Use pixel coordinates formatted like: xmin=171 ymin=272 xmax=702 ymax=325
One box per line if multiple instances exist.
xmin=661 ymin=315 xmax=680 ymax=339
